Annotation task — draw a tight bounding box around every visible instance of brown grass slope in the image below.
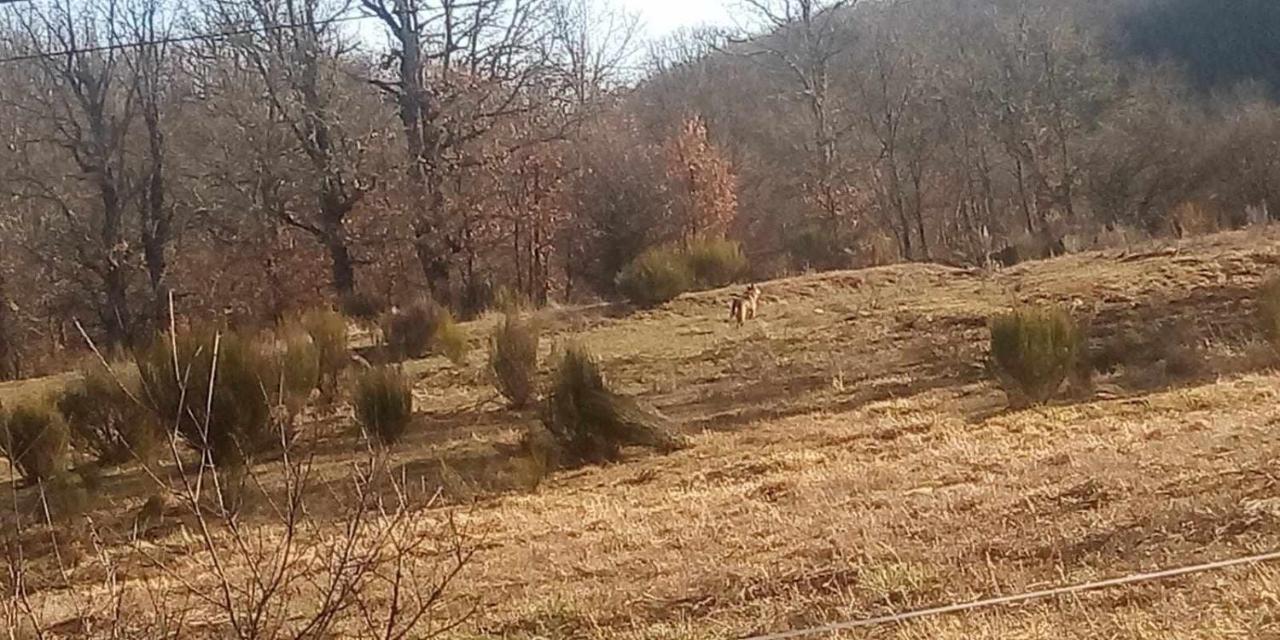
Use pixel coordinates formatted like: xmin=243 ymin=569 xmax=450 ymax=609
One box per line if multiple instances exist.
xmin=8 ymin=229 xmax=1280 ymax=638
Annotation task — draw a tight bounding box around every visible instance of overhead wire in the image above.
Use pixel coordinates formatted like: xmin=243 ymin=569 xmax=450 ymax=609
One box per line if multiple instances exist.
xmin=0 ymin=8 xmax=380 ymax=64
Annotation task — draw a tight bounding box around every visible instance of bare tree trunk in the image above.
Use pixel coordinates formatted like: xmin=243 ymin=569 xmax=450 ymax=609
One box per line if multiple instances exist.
xmin=140 ymin=83 xmax=170 ymax=331
xmin=129 ymin=5 xmax=173 ymax=335
xmin=0 ymin=273 xmax=20 ymax=381
xmin=322 ymin=219 xmax=357 ymax=297
xmin=97 ymin=168 xmax=134 ymax=347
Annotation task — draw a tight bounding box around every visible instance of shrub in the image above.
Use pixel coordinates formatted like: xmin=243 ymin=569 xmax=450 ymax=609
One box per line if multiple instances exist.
xmin=57 ymin=361 xmax=159 ymax=465
xmin=685 ymin=237 xmax=748 ymax=288
xmin=300 ymin=309 xmax=348 ymax=389
xmin=135 ymin=329 xmax=276 ymax=467
xmin=261 ymin=327 xmax=322 ymax=404
xmin=513 ymin=427 xmax=557 ymax=490
xmin=340 ymin=291 xmax=385 ymax=324
xmin=989 ymin=306 xmax=1082 ymax=406
xmin=489 ymin=313 xmax=539 ymax=408
xmin=384 ymin=299 xmax=442 ymax=360
xmin=616 ymin=244 xmax=695 ymax=307
xmin=1259 ymin=275 xmax=1280 ymax=351
xmin=541 ymin=343 xmax=687 ymax=465
xmin=491 ymin=285 xmax=529 ymax=314
xmin=353 ymin=366 xmax=413 ymax=445
xmin=0 ymin=401 xmax=69 ymax=482
xmin=434 ymin=309 xmax=470 ymax=365
xmin=543 ymin=345 xmax=616 ymax=462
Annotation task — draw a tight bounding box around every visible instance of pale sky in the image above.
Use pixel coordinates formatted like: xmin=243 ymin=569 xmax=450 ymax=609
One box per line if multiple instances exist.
xmin=620 ymin=0 xmax=735 ymax=38
xmin=351 ymin=1 xmax=740 ymax=55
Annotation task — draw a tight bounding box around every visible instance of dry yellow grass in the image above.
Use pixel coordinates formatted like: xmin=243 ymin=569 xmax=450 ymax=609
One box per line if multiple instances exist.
xmin=6 ymin=229 xmax=1280 ymax=638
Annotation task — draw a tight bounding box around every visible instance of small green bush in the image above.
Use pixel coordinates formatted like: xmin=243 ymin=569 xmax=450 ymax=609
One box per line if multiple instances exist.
xmin=489 ymin=313 xmax=539 ymax=408
xmin=353 ymin=366 xmax=413 ymax=445
xmin=384 ymin=299 xmax=442 ymax=360
xmin=616 ymin=244 xmax=695 ymax=307
xmin=616 ymin=239 xmax=750 ymax=307
xmin=1259 ymin=275 xmax=1280 ymax=351
xmin=435 ymin=309 xmax=470 ymax=365
xmin=1 ymin=401 xmax=69 ymax=482
xmin=543 ymin=345 xmax=617 ymax=462
xmin=300 ymin=309 xmax=348 ymax=389
xmin=135 ymin=329 xmax=276 ymax=467
xmin=685 ymin=238 xmax=748 ymax=288
xmin=989 ymin=306 xmax=1081 ymax=406
xmin=542 ymin=344 xmax=686 ymax=465
xmin=58 ymin=361 xmax=159 ymax=465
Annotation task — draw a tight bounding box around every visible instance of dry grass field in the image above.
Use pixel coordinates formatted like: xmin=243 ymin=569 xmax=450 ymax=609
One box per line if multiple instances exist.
xmin=7 ymin=229 xmax=1280 ymax=638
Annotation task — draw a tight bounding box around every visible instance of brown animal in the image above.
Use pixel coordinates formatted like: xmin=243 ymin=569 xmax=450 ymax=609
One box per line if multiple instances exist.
xmin=729 ymin=284 xmax=761 ymax=327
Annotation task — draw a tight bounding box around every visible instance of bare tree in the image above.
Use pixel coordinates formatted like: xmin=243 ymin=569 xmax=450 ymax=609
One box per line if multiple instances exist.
xmin=4 ymin=0 xmax=143 ymax=347
xmin=851 ymin=0 xmax=939 ymax=260
xmin=361 ymin=0 xmax=613 ymax=306
xmin=205 ymin=0 xmax=375 ymax=298
xmin=0 ymin=270 xmax=19 ymax=380
xmin=124 ymin=0 xmax=176 ymax=327
xmin=730 ymin=0 xmax=860 ymax=263
xmin=547 ymin=0 xmax=639 ymax=107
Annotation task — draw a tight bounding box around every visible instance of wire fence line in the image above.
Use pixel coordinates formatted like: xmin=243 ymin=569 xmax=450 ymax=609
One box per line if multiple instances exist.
xmin=740 ymin=548 xmax=1280 ymax=640
xmin=0 ymin=11 xmax=377 ymax=65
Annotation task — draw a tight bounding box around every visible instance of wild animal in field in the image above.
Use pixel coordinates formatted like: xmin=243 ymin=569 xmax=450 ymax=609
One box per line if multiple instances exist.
xmin=729 ymin=284 xmax=761 ymax=327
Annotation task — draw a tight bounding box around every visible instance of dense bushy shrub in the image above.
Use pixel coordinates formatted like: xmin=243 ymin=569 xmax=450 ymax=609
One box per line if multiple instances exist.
xmin=989 ymin=306 xmax=1082 ymax=405
xmin=57 ymin=361 xmax=158 ymax=465
xmin=1 ymin=401 xmax=69 ymax=482
xmin=1258 ymin=275 xmax=1280 ymax=351
xmin=300 ymin=309 xmax=348 ymax=389
xmin=616 ymin=244 xmax=696 ymax=307
xmin=491 ymin=286 xmax=529 ymax=314
xmin=489 ymin=313 xmax=539 ymax=408
xmin=262 ymin=328 xmax=322 ymax=403
xmin=541 ymin=344 xmax=686 ymax=465
xmin=434 ymin=309 xmax=470 ymax=365
xmin=543 ymin=345 xmax=617 ymax=462
xmin=353 ymin=366 xmax=413 ymax=445
xmin=685 ymin=238 xmax=748 ymax=288
xmin=135 ymin=330 xmax=277 ymax=467
xmin=384 ymin=299 xmax=442 ymax=360
xmin=616 ymin=239 xmax=751 ymax=307
xmin=383 ymin=299 xmax=469 ymax=364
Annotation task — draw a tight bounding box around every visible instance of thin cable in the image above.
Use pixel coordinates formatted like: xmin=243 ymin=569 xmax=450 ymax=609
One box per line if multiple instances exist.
xmin=741 ymin=549 xmax=1280 ymax=640
xmin=0 ymin=11 xmax=379 ymax=64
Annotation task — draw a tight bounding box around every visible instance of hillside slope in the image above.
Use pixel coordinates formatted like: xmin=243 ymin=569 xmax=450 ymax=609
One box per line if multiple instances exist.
xmin=8 ymin=229 xmax=1280 ymax=639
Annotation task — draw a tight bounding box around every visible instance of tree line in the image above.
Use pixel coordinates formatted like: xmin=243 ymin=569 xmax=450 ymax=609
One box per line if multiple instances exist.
xmin=1 ymin=0 xmax=1278 ymax=378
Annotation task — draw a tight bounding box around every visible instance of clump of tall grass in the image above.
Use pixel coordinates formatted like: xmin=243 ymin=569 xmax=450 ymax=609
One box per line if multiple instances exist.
xmin=541 ymin=343 xmax=687 ymax=465
xmin=383 ymin=299 xmax=469 ymax=364
xmin=489 ymin=313 xmax=539 ymax=409
xmin=1258 ymin=275 xmax=1280 ymax=352
xmin=384 ymin=299 xmax=442 ymax=360
xmin=616 ymin=239 xmax=750 ymax=307
xmin=353 ymin=366 xmax=413 ymax=445
xmin=434 ymin=309 xmax=470 ymax=365
xmin=684 ymin=237 xmax=748 ymax=288
xmin=134 ymin=329 xmax=278 ymax=467
xmin=57 ymin=360 xmax=159 ymax=465
xmin=0 ymin=399 xmax=69 ymax=483
xmin=989 ymin=305 xmax=1082 ymax=406
xmin=300 ymin=308 xmax=348 ymax=391
xmin=616 ymin=244 xmax=696 ymax=307
xmin=260 ymin=326 xmax=323 ymax=410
